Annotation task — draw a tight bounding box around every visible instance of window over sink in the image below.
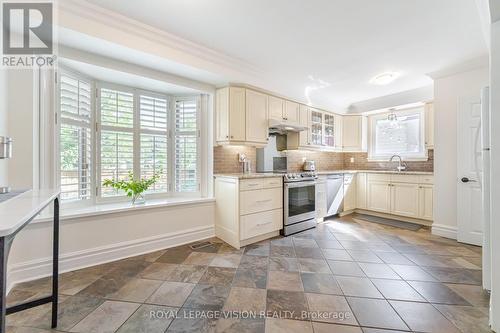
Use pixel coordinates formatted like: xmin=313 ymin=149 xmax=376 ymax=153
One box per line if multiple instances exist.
xmin=368 ymin=107 xmax=427 ymax=161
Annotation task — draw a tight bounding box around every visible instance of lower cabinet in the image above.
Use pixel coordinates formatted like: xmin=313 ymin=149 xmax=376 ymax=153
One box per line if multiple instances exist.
xmin=343 ymin=174 xmax=356 ymax=211
xmin=316 ymin=176 xmax=327 ymax=219
xmin=367 ymin=180 xmax=391 ymax=213
xmin=215 ymin=176 xmax=283 ymax=249
xmin=390 ymin=182 xmax=420 ymax=218
xmin=362 ymin=173 xmax=433 ymax=221
xmin=419 ymin=184 xmax=433 ymax=220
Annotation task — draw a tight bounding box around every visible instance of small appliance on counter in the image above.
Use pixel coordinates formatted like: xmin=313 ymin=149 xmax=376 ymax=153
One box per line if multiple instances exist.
xmin=238 ymin=153 xmax=252 ymax=174
xmin=0 ymin=136 xmax=12 ymax=194
xmin=303 ymin=160 xmax=316 ymax=171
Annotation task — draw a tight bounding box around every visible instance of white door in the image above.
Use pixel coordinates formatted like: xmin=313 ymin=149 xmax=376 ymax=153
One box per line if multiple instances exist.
xmin=457 ymin=97 xmax=483 ymax=245
xmin=268 ymin=95 xmax=284 ymax=121
xmin=229 ymin=87 xmax=246 ymax=141
xmin=419 ymin=185 xmax=433 ymax=221
xmin=284 ymin=100 xmax=300 ymax=125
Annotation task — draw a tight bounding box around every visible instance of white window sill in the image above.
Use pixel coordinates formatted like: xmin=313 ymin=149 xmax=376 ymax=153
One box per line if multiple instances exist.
xmin=33 ymin=197 xmax=215 ymax=224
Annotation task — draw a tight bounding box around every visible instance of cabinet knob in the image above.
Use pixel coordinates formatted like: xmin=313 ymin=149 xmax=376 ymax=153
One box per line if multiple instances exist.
xmin=226 ymin=135 xmax=229 ymax=139
xmin=230 ymin=136 xmax=234 ymax=139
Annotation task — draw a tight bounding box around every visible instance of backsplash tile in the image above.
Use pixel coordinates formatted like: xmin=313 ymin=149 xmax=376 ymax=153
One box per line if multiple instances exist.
xmin=343 ymin=150 xmax=434 ymax=172
xmin=214 ymin=145 xmax=256 ymax=174
xmin=213 ymin=146 xmax=434 ymax=174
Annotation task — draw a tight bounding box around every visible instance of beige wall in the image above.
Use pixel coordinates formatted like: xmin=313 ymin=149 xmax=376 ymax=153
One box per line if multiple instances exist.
xmin=489 ymin=18 xmax=500 ymax=333
xmin=432 ymin=66 xmax=489 ymax=238
xmin=0 ymin=70 xmax=8 ymax=185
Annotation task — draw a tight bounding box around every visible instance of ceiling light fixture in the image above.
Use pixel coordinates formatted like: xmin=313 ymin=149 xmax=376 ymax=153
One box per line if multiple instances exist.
xmin=370 ymin=72 xmax=400 ymax=85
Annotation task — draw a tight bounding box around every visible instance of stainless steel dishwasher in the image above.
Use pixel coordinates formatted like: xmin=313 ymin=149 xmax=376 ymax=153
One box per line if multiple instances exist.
xmin=326 ymin=174 xmax=344 ymax=217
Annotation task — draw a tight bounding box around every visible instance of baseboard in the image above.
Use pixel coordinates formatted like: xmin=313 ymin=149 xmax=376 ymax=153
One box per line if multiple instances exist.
xmin=7 ymin=225 xmax=215 ymax=293
xmin=431 ymin=223 xmax=457 ymax=240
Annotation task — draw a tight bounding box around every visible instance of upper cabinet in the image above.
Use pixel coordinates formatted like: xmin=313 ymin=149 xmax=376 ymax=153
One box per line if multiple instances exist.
xmin=342 ymin=115 xmax=367 ymax=152
xmin=215 ymin=87 xmax=268 ymax=146
xmin=425 ymin=102 xmax=434 ymax=149
xmin=307 ymin=109 xmax=342 ymax=151
xmin=268 ymin=96 xmax=300 ymax=126
xmin=245 ymin=89 xmax=269 ymax=144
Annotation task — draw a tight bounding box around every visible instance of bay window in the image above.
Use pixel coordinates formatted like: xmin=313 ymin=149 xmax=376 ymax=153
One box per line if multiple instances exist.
xmin=58 ymin=70 xmax=201 ymax=205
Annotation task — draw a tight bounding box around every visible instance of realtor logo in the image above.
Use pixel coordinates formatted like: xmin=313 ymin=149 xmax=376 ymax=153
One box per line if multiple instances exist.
xmin=2 ymin=1 xmax=55 ymax=67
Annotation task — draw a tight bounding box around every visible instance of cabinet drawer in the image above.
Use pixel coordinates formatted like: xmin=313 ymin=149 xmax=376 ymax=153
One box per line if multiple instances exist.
xmin=419 ymin=175 xmax=434 ymax=184
xmin=240 ymin=209 xmax=282 ymax=240
xmin=240 ymin=188 xmax=283 ymax=215
xmin=240 ymin=179 xmax=264 ymax=191
xmin=391 ymin=174 xmax=420 ymax=184
xmin=367 ymin=173 xmax=391 ymax=182
xmin=263 ymin=177 xmax=283 ymax=189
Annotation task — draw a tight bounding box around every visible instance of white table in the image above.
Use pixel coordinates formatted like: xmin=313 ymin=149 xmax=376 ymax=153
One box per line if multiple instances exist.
xmin=0 ymin=189 xmax=60 ymax=332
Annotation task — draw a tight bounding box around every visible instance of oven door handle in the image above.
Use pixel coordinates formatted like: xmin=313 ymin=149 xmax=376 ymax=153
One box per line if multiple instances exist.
xmin=284 ymin=181 xmax=317 ymax=188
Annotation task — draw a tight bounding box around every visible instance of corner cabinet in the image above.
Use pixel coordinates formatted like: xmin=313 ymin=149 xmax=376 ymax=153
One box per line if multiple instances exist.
xmin=307 ymin=108 xmax=342 ymax=151
xmin=216 ymin=87 xmax=268 ymax=146
xmin=342 ymin=116 xmax=367 ymax=152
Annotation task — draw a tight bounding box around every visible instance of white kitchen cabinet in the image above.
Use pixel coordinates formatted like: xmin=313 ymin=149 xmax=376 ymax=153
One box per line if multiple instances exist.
xmin=356 ymin=173 xmax=367 ymax=209
xmin=307 ymin=109 xmax=342 ymax=151
xmin=367 ymin=180 xmax=391 ymax=213
xmin=425 ymin=102 xmax=434 ymax=149
xmin=419 ymin=184 xmax=433 ymax=220
xmin=390 ymin=182 xmax=420 ymax=218
xmin=284 ymin=100 xmax=300 ymax=126
xmin=215 ymin=176 xmax=283 ymax=249
xmin=343 ymin=174 xmax=356 ymax=211
xmin=342 ymin=115 xmax=367 ymax=152
xmin=216 ymin=87 xmax=246 ymax=143
xmin=245 ymin=89 xmax=269 ymax=144
xmin=363 ymin=173 xmax=433 ymax=222
xmin=268 ymin=95 xmax=285 ymax=122
xmin=287 ymin=104 xmax=311 ymax=150
xmin=316 ymin=176 xmax=327 ymax=219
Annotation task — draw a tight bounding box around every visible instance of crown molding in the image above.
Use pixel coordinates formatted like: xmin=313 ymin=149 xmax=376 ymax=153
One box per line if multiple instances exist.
xmin=57 ymin=0 xmax=264 ymax=80
xmin=427 ymin=55 xmax=489 ymax=80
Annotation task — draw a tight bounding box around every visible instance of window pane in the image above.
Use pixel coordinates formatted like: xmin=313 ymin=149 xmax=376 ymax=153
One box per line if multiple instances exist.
xmin=140 ymin=134 xmax=168 ymax=192
xmin=175 ymin=99 xmax=198 ymax=192
xmin=100 ymin=130 xmax=134 ymax=197
xmin=60 ymin=124 xmax=92 ymax=201
xmin=100 ymin=88 xmax=134 ymax=128
xmin=374 ymin=112 xmax=422 ymax=155
xmin=140 ymin=95 xmax=167 ymax=131
xmin=59 ymin=74 xmax=92 ymax=202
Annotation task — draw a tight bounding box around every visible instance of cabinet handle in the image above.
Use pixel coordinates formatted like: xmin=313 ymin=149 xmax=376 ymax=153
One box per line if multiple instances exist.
xmin=231 ymin=135 xmax=234 ymax=139
xmin=256 ymin=221 xmax=272 ymax=226
xmin=226 ymin=135 xmax=229 ymax=138
xmin=247 ymin=183 xmax=260 ymax=187
xmin=256 ymin=199 xmax=272 ymax=204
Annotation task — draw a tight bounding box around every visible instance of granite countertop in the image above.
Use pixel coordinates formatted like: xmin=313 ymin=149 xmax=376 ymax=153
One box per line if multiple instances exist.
xmin=214 ymin=173 xmax=285 ymax=179
xmin=316 ymin=170 xmax=434 ymax=176
xmin=215 ymin=170 xmax=433 ymax=179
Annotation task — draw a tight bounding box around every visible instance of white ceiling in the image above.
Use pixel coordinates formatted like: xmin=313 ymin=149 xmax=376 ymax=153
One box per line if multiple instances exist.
xmin=80 ymin=0 xmax=487 ymax=111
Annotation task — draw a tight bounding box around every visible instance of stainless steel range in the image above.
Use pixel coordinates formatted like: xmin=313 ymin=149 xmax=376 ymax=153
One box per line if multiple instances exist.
xmin=283 ymin=171 xmax=318 ymax=236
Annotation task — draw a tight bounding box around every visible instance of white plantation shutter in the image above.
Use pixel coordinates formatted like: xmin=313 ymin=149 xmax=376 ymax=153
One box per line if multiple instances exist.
xmin=175 ymin=98 xmax=199 ymax=192
xmin=139 ymin=95 xmax=168 ymax=192
xmin=59 ymin=74 xmax=93 ymax=201
xmin=99 ymin=86 xmax=135 ymax=197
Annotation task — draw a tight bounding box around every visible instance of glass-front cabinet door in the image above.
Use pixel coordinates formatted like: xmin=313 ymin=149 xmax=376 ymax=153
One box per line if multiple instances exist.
xmin=310 ymin=110 xmax=323 ymax=146
xmin=324 ymin=113 xmax=335 ymax=147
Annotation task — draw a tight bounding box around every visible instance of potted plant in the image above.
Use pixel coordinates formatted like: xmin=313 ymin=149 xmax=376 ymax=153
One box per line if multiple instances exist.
xmin=103 ymin=171 xmax=161 ymax=204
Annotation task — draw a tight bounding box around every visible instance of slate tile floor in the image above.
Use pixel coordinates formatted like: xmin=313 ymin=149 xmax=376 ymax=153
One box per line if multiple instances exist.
xmin=6 ymin=215 xmax=492 ymax=333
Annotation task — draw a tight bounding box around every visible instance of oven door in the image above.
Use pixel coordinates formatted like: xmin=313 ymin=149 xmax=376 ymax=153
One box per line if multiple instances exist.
xmin=284 ymin=180 xmax=317 ymax=225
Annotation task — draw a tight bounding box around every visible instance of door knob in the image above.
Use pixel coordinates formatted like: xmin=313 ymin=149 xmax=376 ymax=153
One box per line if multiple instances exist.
xmin=461 ymin=177 xmax=476 ymax=183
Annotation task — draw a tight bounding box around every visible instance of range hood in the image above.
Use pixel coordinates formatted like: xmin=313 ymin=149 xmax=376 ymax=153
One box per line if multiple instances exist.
xmin=268 ymin=119 xmax=307 ymax=134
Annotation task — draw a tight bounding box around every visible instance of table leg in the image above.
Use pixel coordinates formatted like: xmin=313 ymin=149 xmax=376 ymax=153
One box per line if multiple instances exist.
xmin=51 ymin=197 xmax=59 ymax=328
xmin=0 ymin=236 xmax=7 ymax=333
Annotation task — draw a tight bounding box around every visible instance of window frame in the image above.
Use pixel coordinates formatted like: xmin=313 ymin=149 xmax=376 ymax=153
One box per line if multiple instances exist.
xmin=367 ymin=107 xmax=427 ymax=162
xmin=57 ymin=69 xmax=203 ymax=207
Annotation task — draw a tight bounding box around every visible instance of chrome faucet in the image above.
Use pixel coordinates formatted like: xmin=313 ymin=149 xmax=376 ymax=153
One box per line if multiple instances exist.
xmin=389 ymin=155 xmax=407 ymax=172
